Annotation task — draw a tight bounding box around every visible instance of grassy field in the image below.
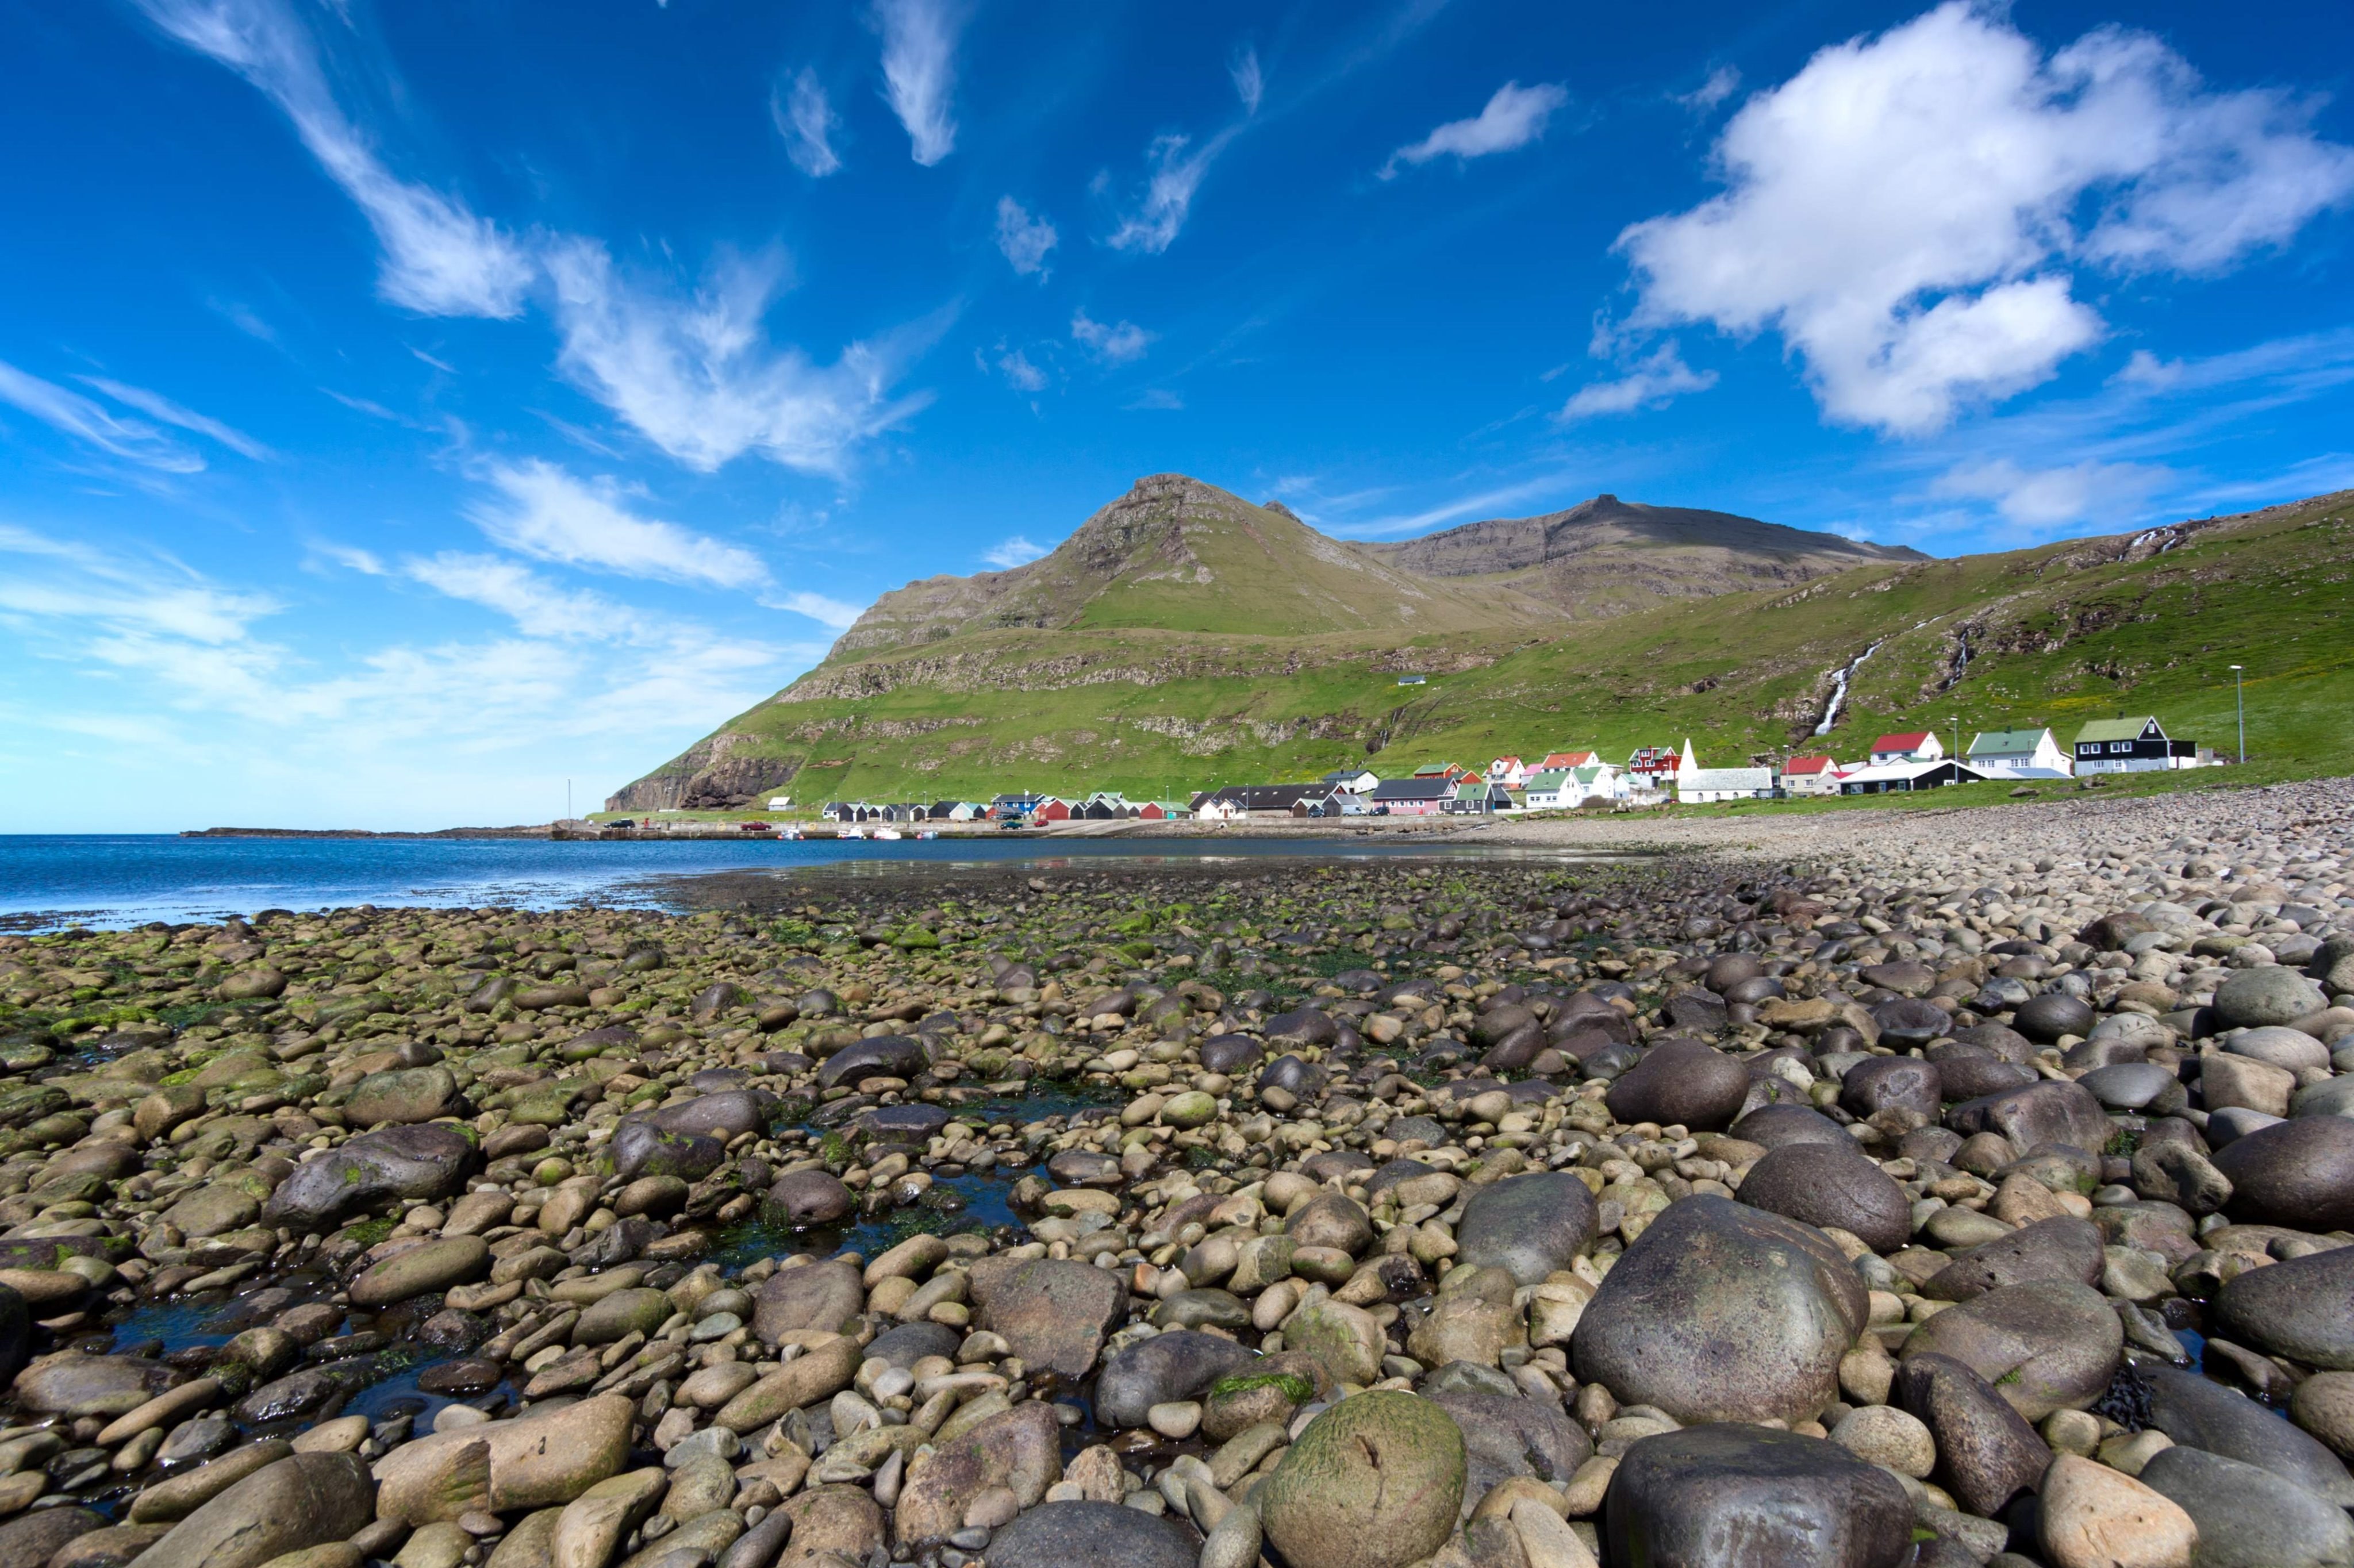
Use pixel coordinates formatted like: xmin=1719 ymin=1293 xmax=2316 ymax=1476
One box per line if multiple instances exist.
xmin=614 ymin=490 xmax=2353 ymax=808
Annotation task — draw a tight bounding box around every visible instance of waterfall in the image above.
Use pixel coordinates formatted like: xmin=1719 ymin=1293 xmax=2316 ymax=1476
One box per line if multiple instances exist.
xmin=1812 ymin=640 xmax=1885 ymax=737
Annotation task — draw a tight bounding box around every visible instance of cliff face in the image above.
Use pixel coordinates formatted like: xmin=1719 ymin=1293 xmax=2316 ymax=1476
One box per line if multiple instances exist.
xmin=1359 ymin=494 xmax=1928 ymax=620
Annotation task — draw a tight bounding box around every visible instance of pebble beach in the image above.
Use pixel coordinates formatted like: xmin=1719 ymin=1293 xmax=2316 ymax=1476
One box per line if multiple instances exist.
xmin=0 ymin=777 xmax=2350 ymax=1568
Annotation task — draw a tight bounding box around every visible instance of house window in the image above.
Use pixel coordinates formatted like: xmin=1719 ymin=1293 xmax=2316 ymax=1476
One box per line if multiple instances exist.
xmin=2110 ymin=741 xmax=2130 ymax=753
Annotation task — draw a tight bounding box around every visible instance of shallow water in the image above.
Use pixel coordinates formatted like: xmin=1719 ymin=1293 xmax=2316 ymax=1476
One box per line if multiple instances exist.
xmin=0 ymin=832 xmax=1607 ymax=930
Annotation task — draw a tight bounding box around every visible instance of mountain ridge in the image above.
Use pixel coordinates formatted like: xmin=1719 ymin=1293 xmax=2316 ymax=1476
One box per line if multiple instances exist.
xmin=608 ymin=479 xmax=2353 ymax=812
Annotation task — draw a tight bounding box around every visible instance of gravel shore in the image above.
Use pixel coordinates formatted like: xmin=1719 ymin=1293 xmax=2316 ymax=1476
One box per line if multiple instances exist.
xmin=0 ymin=777 xmax=2349 ymax=1568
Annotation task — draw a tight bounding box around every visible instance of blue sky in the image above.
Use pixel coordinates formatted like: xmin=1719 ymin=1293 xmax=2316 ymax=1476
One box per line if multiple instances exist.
xmin=3 ymin=0 xmax=2351 ymax=831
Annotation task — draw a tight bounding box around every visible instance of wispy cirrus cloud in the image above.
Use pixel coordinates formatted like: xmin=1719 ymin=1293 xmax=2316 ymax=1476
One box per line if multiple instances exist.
xmin=1930 ymin=457 xmax=2170 ymax=526
xmin=1380 ymin=81 xmax=1569 ymax=179
xmin=1231 ymin=46 xmax=1264 ymax=115
xmin=1107 ymin=129 xmax=1240 ymax=255
xmin=870 ymin=0 xmax=965 ymax=166
xmin=772 ymin=67 xmax=844 ymax=178
xmin=994 ymin=197 xmax=1058 ymax=278
xmin=1557 ymin=344 xmax=1716 ymax=421
xmin=405 ymin=551 xmax=645 ymax=641
xmin=466 ymin=459 xmax=769 ymax=589
xmin=132 ymin=0 xmax=532 ymax=318
xmin=77 ymin=376 xmax=273 ymax=460
xmin=982 ymin=536 xmax=1047 ymax=568
xmin=542 ymin=240 xmax=932 ymax=475
xmin=0 ymin=360 xmax=204 ymax=473
xmin=762 ymin=590 xmax=866 ymax=629
xmin=1071 ymin=310 xmax=1154 ymax=365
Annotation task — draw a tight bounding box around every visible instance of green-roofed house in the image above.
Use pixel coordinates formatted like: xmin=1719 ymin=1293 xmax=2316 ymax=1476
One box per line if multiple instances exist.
xmin=1966 ymin=727 xmax=2072 ymax=776
xmin=2072 ymin=716 xmax=2207 ymax=774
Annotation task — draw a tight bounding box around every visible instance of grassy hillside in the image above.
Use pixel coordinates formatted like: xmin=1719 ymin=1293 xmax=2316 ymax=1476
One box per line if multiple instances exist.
xmin=608 ymin=487 xmax=2353 ymax=810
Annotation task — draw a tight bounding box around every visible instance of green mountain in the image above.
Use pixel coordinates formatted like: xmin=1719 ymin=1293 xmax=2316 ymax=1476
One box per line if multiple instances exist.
xmin=607 ymin=476 xmax=2354 ymax=811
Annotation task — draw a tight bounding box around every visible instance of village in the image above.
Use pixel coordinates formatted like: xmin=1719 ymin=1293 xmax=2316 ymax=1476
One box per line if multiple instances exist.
xmin=602 ymin=713 xmax=2219 ymax=836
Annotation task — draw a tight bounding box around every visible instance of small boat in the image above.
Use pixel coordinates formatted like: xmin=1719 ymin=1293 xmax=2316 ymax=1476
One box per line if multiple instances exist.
xmin=777 ymin=826 xmax=803 ymax=840
xmin=872 ymin=827 xmax=904 ymax=840
xmin=916 ymin=829 xmax=939 ymax=839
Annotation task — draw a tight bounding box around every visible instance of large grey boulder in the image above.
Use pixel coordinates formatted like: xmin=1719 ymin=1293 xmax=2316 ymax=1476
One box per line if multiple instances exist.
xmin=1424 ymin=1390 xmax=1591 ymax=1519
xmin=1452 ymin=1171 xmax=1598 ymax=1285
xmin=2142 ymin=1365 xmax=2354 ymax=1506
xmin=130 ymin=1453 xmax=373 ymax=1568
xmin=2138 ymin=1445 xmax=2354 ymax=1568
xmin=751 ymin=1259 xmax=865 ymax=1343
xmin=2211 ymin=1245 xmax=2354 ymax=1370
xmin=1605 ymin=1425 xmax=1914 ymax=1568
xmin=1093 ymin=1331 xmax=1257 ymax=1429
xmin=263 ymin=1124 xmax=477 ymax=1233
xmin=1895 ymin=1352 xmax=2051 ymax=1517
xmin=1946 ymin=1080 xmax=2110 ymax=1156
xmin=1922 ymin=1216 xmax=2106 ymax=1302
xmin=982 ymin=1501 xmax=1198 ymax=1568
xmin=1572 ymin=1195 xmax=1865 ymax=1425
xmin=1898 ymin=1280 xmax=2121 ymax=1422
xmin=965 ymin=1256 xmax=1126 ymax=1377
xmin=1735 ymin=1142 xmax=1912 ymax=1253
xmin=2212 ymin=1117 xmax=2354 ymax=1231
xmin=2213 ymin=966 xmax=2328 ymax=1029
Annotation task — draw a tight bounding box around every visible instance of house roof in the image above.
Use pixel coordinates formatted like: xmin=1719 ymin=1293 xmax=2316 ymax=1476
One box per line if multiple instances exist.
xmin=1968 ymin=729 xmax=2052 ymax=754
xmin=1207 ymin=784 xmax=1327 ymax=810
xmin=1872 ymin=731 xmax=1934 ymax=751
xmin=1783 ymin=755 xmax=1835 ymax=775
xmin=1524 ymin=770 xmax=1572 ymax=790
xmin=1541 ymin=750 xmax=1598 ymax=769
xmin=2075 ymin=717 xmax=2161 ymax=743
xmin=1411 ymin=762 xmax=1461 ymax=777
xmin=1839 ymin=759 xmax=1987 ymax=783
xmin=1370 ymin=777 xmax=1453 ymax=801
xmin=1490 ymin=756 xmax=1522 ymax=768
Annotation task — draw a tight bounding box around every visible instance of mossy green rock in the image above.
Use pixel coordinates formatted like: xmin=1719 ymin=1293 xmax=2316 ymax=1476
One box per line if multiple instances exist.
xmin=1259 ymin=1392 xmax=1466 ymax=1568
xmin=1158 ymin=1091 xmax=1218 ymax=1129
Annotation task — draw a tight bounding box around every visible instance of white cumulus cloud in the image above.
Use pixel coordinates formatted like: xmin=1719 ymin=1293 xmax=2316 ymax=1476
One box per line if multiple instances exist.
xmin=994 ymin=197 xmax=1059 ymax=278
xmin=871 ymin=0 xmax=965 ymax=166
xmin=773 ymin=68 xmax=844 ymax=178
xmin=467 ymin=459 xmax=770 ymax=589
xmin=989 ymin=345 xmax=1049 ymax=392
xmin=1071 ymin=310 xmax=1154 ymax=365
xmin=1612 ymin=2 xmax=2354 ymax=436
xmin=542 ymin=240 xmax=926 ymax=475
xmin=1558 ymin=344 xmax=1718 ymax=420
xmin=1381 ymin=81 xmax=1569 ymax=178
xmin=133 ymin=0 xmax=532 ymax=318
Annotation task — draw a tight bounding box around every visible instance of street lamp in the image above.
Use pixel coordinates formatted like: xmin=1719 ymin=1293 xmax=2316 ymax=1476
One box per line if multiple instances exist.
xmin=2229 ymin=666 xmax=2245 ymax=764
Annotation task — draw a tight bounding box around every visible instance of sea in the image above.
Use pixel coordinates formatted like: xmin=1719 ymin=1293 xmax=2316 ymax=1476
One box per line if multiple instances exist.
xmin=0 ymin=832 xmax=1572 ymax=931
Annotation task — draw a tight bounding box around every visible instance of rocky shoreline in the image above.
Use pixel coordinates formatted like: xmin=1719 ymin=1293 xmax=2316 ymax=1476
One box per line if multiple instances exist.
xmin=0 ymin=778 xmax=2350 ymax=1568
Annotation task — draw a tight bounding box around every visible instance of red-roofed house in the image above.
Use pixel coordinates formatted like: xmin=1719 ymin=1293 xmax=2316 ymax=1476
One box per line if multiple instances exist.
xmin=1869 ymin=731 xmax=1944 ymax=766
xmin=1781 ymin=754 xmax=1842 ymax=797
xmin=1487 ymin=756 xmax=1530 ymax=787
xmin=1538 ymin=750 xmax=1598 ymax=771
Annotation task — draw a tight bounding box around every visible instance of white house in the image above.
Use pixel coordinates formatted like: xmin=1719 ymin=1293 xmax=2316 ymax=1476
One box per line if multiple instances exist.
xmin=1869 ymin=731 xmax=1945 ymax=766
xmin=766 ymin=797 xmax=793 ymax=810
xmin=1571 ymin=761 xmax=1630 ymax=802
xmin=1966 ymin=728 xmax=2072 ymax=776
xmin=1487 ymin=756 xmax=1530 ymax=788
xmin=1522 ymin=769 xmax=1575 ymax=809
xmin=1779 ymin=756 xmax=1842 ymax=797
xmin=1679 ymin=766 xmax=1779 ymax=803
xmin=1321 ymin=767 xmax=1380 ymax=794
